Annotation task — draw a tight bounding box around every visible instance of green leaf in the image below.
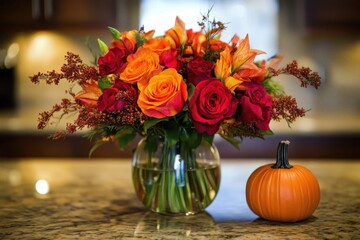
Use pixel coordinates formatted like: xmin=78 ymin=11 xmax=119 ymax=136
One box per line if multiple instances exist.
xmin=97 ymin=38 xmax=108 ymax=55
xmin=179 ymin=127 xmax=190 ymax=142
xmin=189 ymin=131 xmax=202 ymax=148
xmin=143 ymin=134 xmax=159 ymax=154
xmin=135 ymin=32 xmax=147 ymax=48
xmin=203 ymin=134 xmax=215 ymax=146
xmin=263 ymin=78 xmax=285 ymax=97
xmin=187 ymin=83 xmax=196 ymax=101
xmin=180 ymin=127 xmax=202 ymax=149
xmin=83 ymin=128 xmax=99 ymax=141
xmin=117 ymin=132 xmax=136 ymax=149
xmin=219 ymin=133 xmax=241 ymax=150
xmin=98 ymin=77 xmax=112 ymax=91
xmin=84 ymin=36 xmax=98 ymax=66
xmin=144 ymin=117 xmax=169 ymax=133
xmin=181 ymin=113 xmax=191 ymax=126
xmin=174 ymin=111 xmax=187 ymax=124
xmin=164 ymin=121 xmax=179 ymax=147
xmin=114 ymin=126 xmax=137 ymax=149
xmin=89 ymin=140 xmax=107 ymax=158
xmin=260 ymin=129 xmax=274 ymax=136
xmin=108 ymin=26 xmax=121 ymax=39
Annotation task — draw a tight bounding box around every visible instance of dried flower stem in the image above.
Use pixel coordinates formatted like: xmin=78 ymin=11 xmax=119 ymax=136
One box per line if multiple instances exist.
xmin=269 ymin=60 xmax=321 ymax=89
xmin=271 ymin=96 xmax=306 ymax=124
xmin=30 ymin=52 xmax=99 ymax=85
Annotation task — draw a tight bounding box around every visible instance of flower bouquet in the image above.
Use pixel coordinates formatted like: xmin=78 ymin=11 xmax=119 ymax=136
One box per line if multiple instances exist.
xmin=31 ymin=12 xmax=321 ymax=214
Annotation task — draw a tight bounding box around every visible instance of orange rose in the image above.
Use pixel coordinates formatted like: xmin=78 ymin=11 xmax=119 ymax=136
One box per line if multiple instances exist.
xmin=207 ymin=39 xmax=228 ymax=52
xmin=143 ymin=38 xmax=171 ymax=56
xmin=138 ymin=68 xmax=188 ymax=118
xmin=120 ymin=47 xmax=162 ymax=90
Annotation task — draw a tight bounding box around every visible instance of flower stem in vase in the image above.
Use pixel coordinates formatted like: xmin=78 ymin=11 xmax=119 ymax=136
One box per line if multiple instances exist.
xmin=132 ymin=137 xmax=221 ymax=215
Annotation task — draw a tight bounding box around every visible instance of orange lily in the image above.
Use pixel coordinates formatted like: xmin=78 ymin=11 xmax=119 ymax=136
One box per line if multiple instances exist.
xmin=232 ymin=34 xmax=265 ymax=73
xmin=224 ymin=76 xmax=247 ymax=93
xmin=266 ymin=55 xmax=284 ymax=70
xmin=185 ymin=29 xmax=206 ymax=56
xmin=119 ymin=30 xmax=138 ymax=54
xmin=214 ymin=46 xmax=232 ymax=81
xmin=113 ymin=29 xmax=155 ymax=55
xmin=75 ymin=80 xmax=102 ymax=108
xmin=165 ymin=16 xmax=187 ymax=48
xmin=142 ymin=29 xmax=155 ymax=40
xmin=236 ymin=62 xmax=267 ymax=83
xmin=230 ymin=34 xmax=240 ymax=49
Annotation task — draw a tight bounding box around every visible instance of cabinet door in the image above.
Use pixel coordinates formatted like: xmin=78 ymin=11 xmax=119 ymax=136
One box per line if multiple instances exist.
xmin=305 ymin=0 xmax=360 ymax=33
xmin=0 ymin=0 xmax=118 ymax=32
xmin=47 ymin=0 xmax=118 ymax=30
xmin=0 ymin=0 xmax=40 ymax=31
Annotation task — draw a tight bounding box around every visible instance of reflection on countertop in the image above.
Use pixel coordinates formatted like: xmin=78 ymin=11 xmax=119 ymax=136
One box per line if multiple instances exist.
xmin=0 ymin=159 xmax=359 ymax=239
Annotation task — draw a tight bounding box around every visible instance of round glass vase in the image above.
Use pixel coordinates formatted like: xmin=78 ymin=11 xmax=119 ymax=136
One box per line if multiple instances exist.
xmin=132 ymin=136 xmax=221 ymax=215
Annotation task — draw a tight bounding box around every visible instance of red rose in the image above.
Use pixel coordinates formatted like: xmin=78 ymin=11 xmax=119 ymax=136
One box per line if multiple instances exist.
xmin=160 ymin=49 xmax=180 ymax=70
xmin=237 ymin=83 xmax=273 ymax=130
xmin=98 ymin=79 xmax=137 ymax=112
xmin=110 ymin=39 xmax=133 ymax=56
xmin=187 ymin=57 xmax=214 ymax=86
xmin=98 ymin=47 xmax=126 ymax=76
xmin=113 ymin=79 xmax=138 ymax=101
xmin=189 ymin=79 xmax=237 ymax=135
xmin=98 ymin=88 xmax=122 ymax=112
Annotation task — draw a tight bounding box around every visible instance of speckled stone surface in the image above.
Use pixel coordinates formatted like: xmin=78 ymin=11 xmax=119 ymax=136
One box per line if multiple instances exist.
xmin=0 ymin=159 xmax=359 ymax=239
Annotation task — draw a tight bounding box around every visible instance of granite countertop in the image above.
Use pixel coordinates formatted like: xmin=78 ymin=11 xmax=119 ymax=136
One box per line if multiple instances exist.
xmin=0 ymin=159 xmax=359 ymax=239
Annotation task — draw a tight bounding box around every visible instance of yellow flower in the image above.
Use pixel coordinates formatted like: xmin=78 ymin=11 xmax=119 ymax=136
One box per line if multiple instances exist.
xmin=224 ymin=76 xmax=247 ymax=93
xmin=214 ymin=46 xmax=232 ymax=81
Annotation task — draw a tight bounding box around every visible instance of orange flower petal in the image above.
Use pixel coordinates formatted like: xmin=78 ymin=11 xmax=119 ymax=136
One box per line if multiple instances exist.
xmin=232 ymin=34 xmax=265 ymax=72
xmin=120 ymin=47 xmax=162 ymax=88
xmin=143 ymin=38 xmax=171 ymax=56
xmin=165 ymin=16 xmax=187 ymax=48
xmin=137 ymin=68 xmax=188 ymax=118
xmin=215 ymin=47 xmax=232 ymax=81
xmin=75 ymin=80 xmax=102 ymax=108
xmin=224 ymin=76 xmax=247 ymax=93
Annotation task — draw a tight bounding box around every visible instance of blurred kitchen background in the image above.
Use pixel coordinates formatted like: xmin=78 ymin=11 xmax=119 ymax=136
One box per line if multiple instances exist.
xmin=0 ymin=0 xmax=359 ymax=159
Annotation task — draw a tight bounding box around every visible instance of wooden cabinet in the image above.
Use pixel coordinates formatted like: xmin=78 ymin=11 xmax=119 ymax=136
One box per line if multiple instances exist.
xmin=0 ymin=0 xmax=35 ymax=30
xmin=280 ymin=0 xmax=360 ymax=35
xmin=0 ymin=0 xmax=127 ymax=32
xmin=304 ymin=0 xmax=360 ymax=34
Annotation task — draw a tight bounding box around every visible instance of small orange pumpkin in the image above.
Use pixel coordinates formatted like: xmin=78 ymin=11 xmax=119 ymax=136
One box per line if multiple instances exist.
xmin=246 ymin=140 xmax=320 ymax=222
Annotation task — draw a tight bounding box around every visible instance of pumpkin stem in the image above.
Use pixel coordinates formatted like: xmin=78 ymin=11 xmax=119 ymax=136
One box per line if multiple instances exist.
xmin=272 ymin=140 xmax=293 ymax=169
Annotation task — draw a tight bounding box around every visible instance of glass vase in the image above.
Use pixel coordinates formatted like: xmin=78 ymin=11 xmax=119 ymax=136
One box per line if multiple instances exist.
xmin=132 ymin=136 xmax=221 ymax=215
